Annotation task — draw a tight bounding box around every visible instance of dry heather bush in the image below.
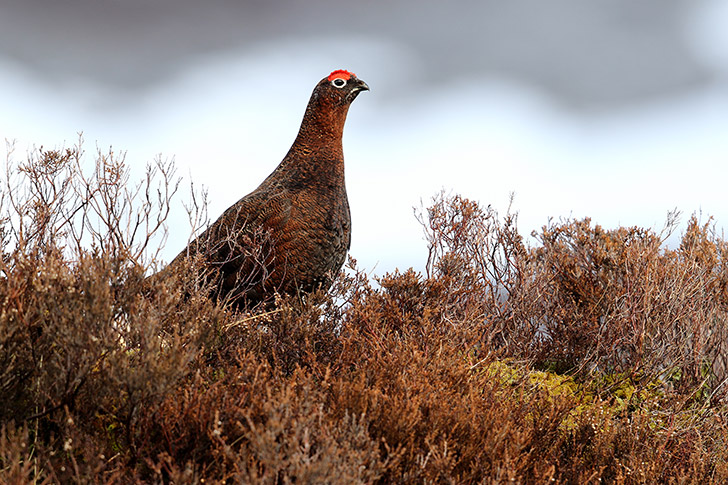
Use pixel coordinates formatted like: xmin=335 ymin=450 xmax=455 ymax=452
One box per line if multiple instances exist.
xmin=0 ymin=141 xmax=223 ymax=481
xmin=1 ymin=146 xmax=728 ymax=483
xmin=532 ymin=215 xmax=728 ymax=391
xmin=418 ymin=192 xmax=728 ymax=393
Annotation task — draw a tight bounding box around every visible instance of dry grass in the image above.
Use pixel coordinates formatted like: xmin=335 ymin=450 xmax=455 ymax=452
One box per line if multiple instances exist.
xmin=1 ymin=144 xmax=727 ymax=483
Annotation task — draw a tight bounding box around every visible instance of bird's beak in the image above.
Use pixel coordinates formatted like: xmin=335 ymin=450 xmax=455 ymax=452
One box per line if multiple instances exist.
xmin=347 ymin=78 xmax=369 ymax=103
xmin=353 ymin=79 xmax=370 ymax=93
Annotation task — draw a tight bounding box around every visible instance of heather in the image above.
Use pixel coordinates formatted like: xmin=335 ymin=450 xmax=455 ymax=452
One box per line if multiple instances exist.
xmin=2 ymin=145 xmax=728 ymax=483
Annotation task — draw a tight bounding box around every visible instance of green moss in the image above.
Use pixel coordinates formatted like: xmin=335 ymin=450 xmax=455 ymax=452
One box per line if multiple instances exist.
xmin=478 ymin=359 xmax=672 ymax=435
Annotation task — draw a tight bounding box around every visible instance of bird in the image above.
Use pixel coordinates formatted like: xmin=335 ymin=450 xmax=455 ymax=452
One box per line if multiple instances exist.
xmin=151 ymin=69 xmax=369 ymax=308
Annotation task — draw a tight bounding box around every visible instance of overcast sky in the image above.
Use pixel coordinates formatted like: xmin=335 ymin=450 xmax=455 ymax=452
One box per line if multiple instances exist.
xmin=1 ymin=0 xmax=727 ymax=275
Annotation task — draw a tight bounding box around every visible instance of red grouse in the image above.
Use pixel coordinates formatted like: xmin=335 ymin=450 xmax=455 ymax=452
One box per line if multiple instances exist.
xmin=158 ymin=69 xmax=368 ymax=307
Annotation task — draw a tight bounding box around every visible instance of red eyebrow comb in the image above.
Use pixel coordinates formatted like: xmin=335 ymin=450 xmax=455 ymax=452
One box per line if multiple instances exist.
xmin=328 ymin=69 xmax=354 ymax=81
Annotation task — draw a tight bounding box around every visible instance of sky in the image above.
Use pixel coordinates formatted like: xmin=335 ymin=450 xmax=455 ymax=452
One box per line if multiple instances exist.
xmin=1 ymin=0 xmax=727 ymax=275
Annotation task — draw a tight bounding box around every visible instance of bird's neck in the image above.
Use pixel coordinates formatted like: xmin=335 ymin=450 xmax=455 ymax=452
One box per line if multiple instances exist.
xmin=294 ymin=99 xmax=349 ymax=151
xmin=279 ymin=100 xmax=350 ymax=186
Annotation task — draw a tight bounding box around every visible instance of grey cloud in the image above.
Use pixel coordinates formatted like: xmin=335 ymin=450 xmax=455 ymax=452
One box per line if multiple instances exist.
xmin=0 ymin=0 xmax=717 ymax=110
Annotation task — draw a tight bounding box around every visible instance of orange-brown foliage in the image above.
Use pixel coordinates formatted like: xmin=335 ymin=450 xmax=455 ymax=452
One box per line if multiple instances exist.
xmin=1 ymin=146 xmax=727 ymax=483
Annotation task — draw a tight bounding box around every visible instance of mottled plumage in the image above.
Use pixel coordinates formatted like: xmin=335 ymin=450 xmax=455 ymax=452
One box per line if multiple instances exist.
xmin=158 ymin=70 xmax=368 ymax=307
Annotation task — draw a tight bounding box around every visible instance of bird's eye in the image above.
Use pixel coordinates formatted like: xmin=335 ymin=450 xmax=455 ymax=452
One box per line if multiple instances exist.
xmin=331 ymin=78 xmax=347 ymax=88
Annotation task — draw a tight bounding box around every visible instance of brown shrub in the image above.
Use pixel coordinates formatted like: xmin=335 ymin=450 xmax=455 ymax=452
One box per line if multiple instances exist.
xmin=1 ymin=146 xmax=727 ymax=483
xmin=531 ymin=215 xmax=728 ymax=391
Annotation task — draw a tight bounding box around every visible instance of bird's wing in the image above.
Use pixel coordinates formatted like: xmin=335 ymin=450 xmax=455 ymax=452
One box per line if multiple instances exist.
xmin=221 ymin=183 xmax=291 ymax=235
xmin=199 ymin=184 xmax=292 ymax=267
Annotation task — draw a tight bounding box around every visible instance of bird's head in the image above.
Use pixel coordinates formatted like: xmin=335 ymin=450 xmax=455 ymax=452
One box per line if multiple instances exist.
xmin=315 ymin=69 xmax=370 ymax=106
xmin=296 ymin=69 xmax=369 ymax=142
